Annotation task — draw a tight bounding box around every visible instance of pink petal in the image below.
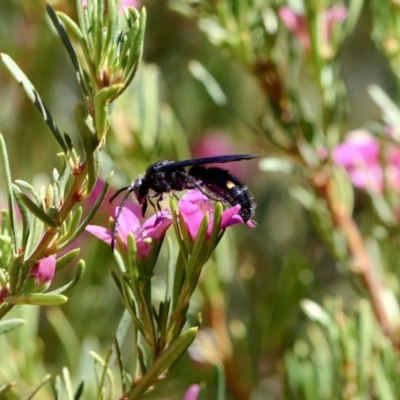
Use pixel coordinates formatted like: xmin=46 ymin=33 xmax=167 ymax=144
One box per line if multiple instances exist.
xmin=333 ymin=130 xmax=380 ymax=167
xmin=278 ymin=7 xmax=310 ymax=49
xmin=86 ymin=225 xmax=113 ymax=245
xmin=28 ymin=256 xmax=56 ymax=285
xmin=115 ymin=207 xmax=141 ymax=239
xmin=182 ymin=384 xmax=200 ymax=400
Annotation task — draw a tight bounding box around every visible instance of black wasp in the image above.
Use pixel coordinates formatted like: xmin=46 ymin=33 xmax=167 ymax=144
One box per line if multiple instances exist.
xmin=110 ymin=154 xmax=258 ymax=250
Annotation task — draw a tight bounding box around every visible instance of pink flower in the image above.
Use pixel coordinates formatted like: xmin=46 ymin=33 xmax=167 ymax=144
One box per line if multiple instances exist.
xmin=279 ymin=6 xmax=348 ymax=50
xmin=119 ymin=0 xmax=139 ymax=11
xmin=86 ymin=207 xmax=172 ymax=257
xmin=182 ymin=384 xmax=200 ymax=400
xmin=332 ymin=130 xmax=400 ymax=192
xmin=192 ymin=131 xmax=248 ymax=178
xmin=82 ymin=0 xmax=139 ymax=12
xmin=278 ymin=7 xmax=311 ymax=49
xmin=179 ymin=190 xmax=255 ymax=240
xmin=27 ymin=256 xmax=56 ymax=290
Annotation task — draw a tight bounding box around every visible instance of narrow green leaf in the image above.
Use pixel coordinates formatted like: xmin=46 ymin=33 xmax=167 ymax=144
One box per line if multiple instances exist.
xmin=112 ymin=332 xmax=128 ymax=394
xmin=75 ymin=102 xmax=99 ymax=195
xmin=92 ymin=0 xmax=104 ymax=67
xmin=373 ymin=357 xmax=397 ymax=400
xmin=214 ymin=363 xmax=226 ymax=400
xmin=50 ymin=260 xmax=85 ymax=295
xmin=0 ymin=134 xmax=16 ymax=249
xmin=56 ymin=161 xmax=71 ymax=197
xmin=165 ymin=236 xmax=175 ymax=302
xmin=0 ymin=318 xmax=26 ymax=335
xmin=56 ymin=248 xmax=80 ymax=271
xmin=188 ymin=60 xmax=227 ymax=106
xmin=60 ymin=207 xmax=83 ymax=244
xmin=90 ymin=349 xmax=116 ymax=398
xmin=21 ymin=374 xmax=51 ymax=400
xmin=4 ymin=293 xmax=68 ymax=305
xmin=123 ymin=8 xmax=146 ymax=89
xmin=94 ymin=84 xmax=124 ymax=141
xmin=18 ymin=192 xmax=59 ymax=228
xmin=61 ymin=367 xmax=73 ymax=400
xmin=15 ymin=180 xmax=42 ymax=203
xmin=0 ymin=54 xmax=68 ymax=154
xmin=74 ymin=381 xmax=84 ymax=400
xmin=0 ymin=382 xmax=15 ymax=396
xmin=47 ymin=5 xmax=92 ymax=102
xmin=186 ymin=213 xmax=209 ymax=281
xmin=357 ymin=301 xmax=373 ymax=392
xmin=103 ymin=0 xmax=119 ymax=59
xmin=128 ymin=327 xmax=198 ymax=400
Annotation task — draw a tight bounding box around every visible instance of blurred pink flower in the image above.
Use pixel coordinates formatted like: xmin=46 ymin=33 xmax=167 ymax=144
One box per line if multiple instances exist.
xmin=332 ymin=130 xmax=400 ymax=192
xmin=179 ymin=190 xmax=255 ymax=240
xmin=278 ymin=6 xmax=348 ymax=50
xmin=182 ymin=384 xmax=200 ymax=400
xmin=86 ymin=207 xmax=172 ymax=257
xmin=193 ymin=131 xmax=252 ymax=178
xmin=119 ymin=0 xmax=139 ymax=11
xmin=27 ymin=256 xmax=56 ymax=289
xmin=82 ymin=0 xmax=139 ymax=12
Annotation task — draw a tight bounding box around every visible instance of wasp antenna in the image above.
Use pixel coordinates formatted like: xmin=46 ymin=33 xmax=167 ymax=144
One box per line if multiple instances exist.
xmin=111 ymin=187 xmax=134 ymax=252
xmin=109 ymin=185 xmax=132 ymax=203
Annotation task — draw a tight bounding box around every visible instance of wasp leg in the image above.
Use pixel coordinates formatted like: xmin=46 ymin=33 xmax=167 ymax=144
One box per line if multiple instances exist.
xmin=184 ymin=175 xmax=226 ymax=203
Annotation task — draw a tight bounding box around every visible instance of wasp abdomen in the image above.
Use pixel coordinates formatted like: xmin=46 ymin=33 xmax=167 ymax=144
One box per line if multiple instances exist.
xmin=188 ymin=166 xmax=255 ymax=222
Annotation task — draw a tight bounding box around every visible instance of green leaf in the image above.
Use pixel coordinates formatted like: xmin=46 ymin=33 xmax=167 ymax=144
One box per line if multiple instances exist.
xmin=128 ymin=327 xmax=198 ymax=400
xmin=22 ymin=374 xmax=52 ymax=400
xmin=0 ymin=135 xmax=16 ymax=249
xmin=50 ymin=259 xmax=85 ymax=294
xmin=0 ymin=53 xmax=69 ymax=154
xmin=0 ymin=382 xmax=15 ymax=397
xmin=90 ymin=350 xmax=115 ymax=398
xmin=18 ymin=192 xmax=59 ymax=228
xmin=61 ymin=367 xmax=74 ymax=400
xmin=56 ymin=248 xmax=80 ymax=271
xmin=186 ymin=213 xmax=209 ymax=282
xmin=4 ymin=293 xmax=68 ymax=305
xmin=113 ymin=333 xmax=129 ymax=395
xmin=74 ymin=381 xmax=84 ymax=400
xmin=60 ymin=207 xmax=83 ymax=244
xmin=74 ymin=102 xmax=99 ymax=195
xmin=0 ymin=318 xmax=26 ymax=335
xmin=94 ymin=84 xmax=124 ymax=141
xmin=47 ymin=5 xmax=92 ymax=102
xmin=123 ymin=8 xmax=147 ymax=89
xmin=188 ymin=60 xmax=227 ymax=106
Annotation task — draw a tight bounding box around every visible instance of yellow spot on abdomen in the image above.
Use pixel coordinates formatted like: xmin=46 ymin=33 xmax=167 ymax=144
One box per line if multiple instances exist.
xmin=226 ymin=181 xmax=235 ymax=189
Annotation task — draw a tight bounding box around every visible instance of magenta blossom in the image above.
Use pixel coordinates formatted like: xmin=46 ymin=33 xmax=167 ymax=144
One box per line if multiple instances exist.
xmin=332 ymin=129 xmax=400 ymax=192
xmin=82 ymin=0 xmax=139 ymax=12
xmin=119 ymin=0 xmax=139 ymax=11
xmin=279 ymin=6 xmax=348 ymax=50
xmin=86 ymin=207 xmax=172 ymax=257
xmin=27 ymin=256 xmax=56 ymax=290
xmin=179 ymin=190 xmax=255 ymax=240
xmin=182 ymin=384 xmax=200 ymax=400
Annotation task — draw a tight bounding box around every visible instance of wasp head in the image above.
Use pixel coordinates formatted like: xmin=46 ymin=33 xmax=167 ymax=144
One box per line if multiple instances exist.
xmin=133 ymin=176 xmax=149 ymax=217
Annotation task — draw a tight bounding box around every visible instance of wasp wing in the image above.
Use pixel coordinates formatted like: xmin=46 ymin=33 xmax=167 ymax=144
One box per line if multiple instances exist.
xmin=156 ymin=154 xmax=258 ymax=171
